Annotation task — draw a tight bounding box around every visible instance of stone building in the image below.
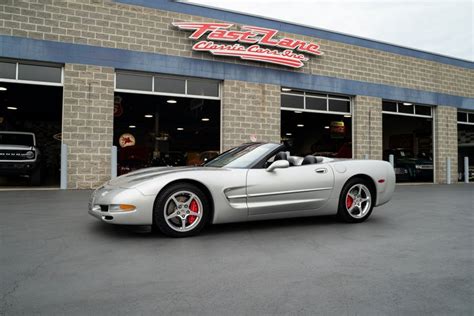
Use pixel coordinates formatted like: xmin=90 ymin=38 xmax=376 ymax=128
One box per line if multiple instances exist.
xmin=0 ymin=0 xmax=472 ymax=189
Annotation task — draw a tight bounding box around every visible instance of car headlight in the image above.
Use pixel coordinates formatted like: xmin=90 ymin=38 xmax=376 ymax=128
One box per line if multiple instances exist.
xmin=25 ymin=151 xmax=35 ymax=159
xmin=108 ymin=204 xmax=136 ymax=212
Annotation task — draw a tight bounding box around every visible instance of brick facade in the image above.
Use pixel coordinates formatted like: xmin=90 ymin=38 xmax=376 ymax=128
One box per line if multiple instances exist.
xmin=0 ymin=0 xmax=472 ymax=98
xmin=0 ymin=0 xmax=471 ymax=188
xmin=62 ymin=64 xmax=114 ymax=189
xmin=222 ymin=81 xmax=280 ymax=150
xmin=353 ymin=96 xmax=383 ymax=160
xmin=434 ymin=106 xmax=458 ymax=184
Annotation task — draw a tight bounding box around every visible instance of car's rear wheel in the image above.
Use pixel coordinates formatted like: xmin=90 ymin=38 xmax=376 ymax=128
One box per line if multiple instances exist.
xmin=153 ymin=183 xmax=210 ymax=237
xmin=337 ymin=178 xmax=374 ymax=223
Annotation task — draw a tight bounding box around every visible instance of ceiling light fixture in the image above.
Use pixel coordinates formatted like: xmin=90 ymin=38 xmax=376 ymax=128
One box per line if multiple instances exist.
xmin=297 ymin=124 xmax=304 ymax=127
xmin=286 ymin=132 xmax=292 ymax=136
xmin=167 ymin=99 xmax=177 ymax=104
xmin=281 ymin=88 xmax=292 ymax=92
xmin=294 ymin=111 xmax=302 ymax=114
xmin=344 ymin=114 xmax=352 ymax=118
xmin=144 ymin=114 xmax=153 ymax=118
xmin=0 ymin=87 xmax=7 ymax=91
xmin=324 ymin=126 xmax=330 ymax=129
xmin=201 ymin=118 xmax=210 ymax=121
xmin=129 ymin=125 xmax=136 ymax=128
xmin=177 ymin=127 xmax=184 ymax=131
xmin=402 ymin=102 xmax=413 ymax=106
xmin=7 ymin=106 xmax=17 ymax=110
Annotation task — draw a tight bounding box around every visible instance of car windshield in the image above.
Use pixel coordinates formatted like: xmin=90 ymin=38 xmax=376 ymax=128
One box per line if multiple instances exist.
xmin=0 ymin=133 xmax=34 ymax=146
xmin=204 ymin=143 xmax=280 ymax=168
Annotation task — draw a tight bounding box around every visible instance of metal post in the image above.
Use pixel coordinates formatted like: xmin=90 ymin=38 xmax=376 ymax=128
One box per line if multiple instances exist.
xmin=465 ymin=156 xmax=469 ymax=184
xmin=111 ymin=146 xmax=117 ymax=179
xmin=60 ymin=143 xmax=67 ymax=190
xmin=389 ymin=154 xmax=394 ymax=167
xmin=364 ymin=154 xmax=369 ymax=160
xmin=446 ymin=157 xmax=451 ymax=185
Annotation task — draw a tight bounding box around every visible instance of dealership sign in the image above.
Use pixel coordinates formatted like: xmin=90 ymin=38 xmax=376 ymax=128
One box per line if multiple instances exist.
xmin=173 ymin=22 xmax=323 ymax=68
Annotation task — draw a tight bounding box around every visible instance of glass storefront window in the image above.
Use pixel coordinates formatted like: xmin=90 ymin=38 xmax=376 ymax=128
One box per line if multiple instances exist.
xmin=186 ymin=79 xmax=219 ymax=97
xmin=398 ymin=103 xmax=414 ymax=114
xmin=281 ymin=94 xmax=304 ymax=109
xmin=116 ymin=71 xmax=220 ymax=98
xmin=0 ymin=61 xmax=16 ymax=79
xmin=382 ymin=101 xmax=397 ymax=112
xmin=306 ymin=97 xmax=326 ymax=111
xmin=329 ymin=99 xmax=350 ymax=113
xmin=18 ymin=64 xmax=62 ymax=83
xmin=415 ymin=105 xmax=431 ymax=116
xmin=116 ymin=72 xmax=152 ymax=91
xmin=281 ymin=88 xmax=352 ymax=114
xmin=154 ymin=76 xmax=185 ymax=94
xmin=457 ymin=112 xmax=467 ymax=122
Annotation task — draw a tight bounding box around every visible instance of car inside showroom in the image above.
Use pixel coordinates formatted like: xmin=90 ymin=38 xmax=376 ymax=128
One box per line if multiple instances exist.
xmin=0 ymin=61 xmax=63 ymax=187
xmin=113 ymin=71 xmax=221 ymax=175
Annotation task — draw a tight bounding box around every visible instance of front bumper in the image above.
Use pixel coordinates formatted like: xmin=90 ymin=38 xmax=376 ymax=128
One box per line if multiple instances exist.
xmin=88 ymin=186 xmax=156 ymax=225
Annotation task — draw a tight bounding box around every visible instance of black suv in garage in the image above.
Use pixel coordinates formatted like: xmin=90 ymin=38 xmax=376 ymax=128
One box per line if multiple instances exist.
xmin=0 ymin=131 xmax=42 ymax=185
xmin=384 ymin=148 xmax=433 ymax=182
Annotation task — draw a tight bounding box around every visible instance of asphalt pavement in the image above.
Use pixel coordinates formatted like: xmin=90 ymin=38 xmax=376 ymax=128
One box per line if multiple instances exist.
xmin=1 ymin=184 xmax=473 ymax=315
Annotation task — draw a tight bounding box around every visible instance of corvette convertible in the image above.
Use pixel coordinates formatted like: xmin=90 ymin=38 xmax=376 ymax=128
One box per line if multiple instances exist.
xmin=89 ymin=142 xmax=395 ymax=237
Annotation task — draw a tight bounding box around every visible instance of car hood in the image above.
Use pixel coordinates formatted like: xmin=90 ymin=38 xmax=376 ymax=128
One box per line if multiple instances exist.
xmin=106 ymin=166 xmax=223 ymax=188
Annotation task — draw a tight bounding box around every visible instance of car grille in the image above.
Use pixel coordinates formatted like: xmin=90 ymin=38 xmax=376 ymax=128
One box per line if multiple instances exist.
xmin=100 ymin=205 xmax=109 ymax=212
xmin=0 ymin=150 xmax=31 ymax=160
xmin=418 ymin=165 xmax=433 ymax=170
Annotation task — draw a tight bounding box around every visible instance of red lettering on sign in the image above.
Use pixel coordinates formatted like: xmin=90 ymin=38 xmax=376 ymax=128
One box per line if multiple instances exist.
xmin=173 ymin=21 xmax=323 ymax=68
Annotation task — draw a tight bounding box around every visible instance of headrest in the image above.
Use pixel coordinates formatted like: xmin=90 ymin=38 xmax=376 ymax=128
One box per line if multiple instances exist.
xmin=274 ymin=151 xmax=288 ymax=161
xmin=302 ymin=155 xmax=317 ymax=165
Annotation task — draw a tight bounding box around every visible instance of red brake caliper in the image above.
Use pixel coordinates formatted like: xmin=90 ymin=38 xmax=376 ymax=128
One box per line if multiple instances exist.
xmin=188 ymin=199 xmax=198 ymax=225
xmin=346 ymin=195 xmax=353 ymax=209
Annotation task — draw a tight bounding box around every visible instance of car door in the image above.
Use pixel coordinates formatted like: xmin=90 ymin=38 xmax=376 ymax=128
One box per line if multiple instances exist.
xmin=246 ymin=163 xmax=334 ymax=216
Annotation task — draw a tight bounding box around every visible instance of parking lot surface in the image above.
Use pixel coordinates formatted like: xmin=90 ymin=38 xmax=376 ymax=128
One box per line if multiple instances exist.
xmin=1 ymin=184 xmax=473 ymax=315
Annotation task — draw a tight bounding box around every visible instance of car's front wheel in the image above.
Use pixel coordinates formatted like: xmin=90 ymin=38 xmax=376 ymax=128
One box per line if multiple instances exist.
xmin=153 ymin=183 xmax=210 ymax=237
xmin=337 ymin=178 xmax=374 ymax=223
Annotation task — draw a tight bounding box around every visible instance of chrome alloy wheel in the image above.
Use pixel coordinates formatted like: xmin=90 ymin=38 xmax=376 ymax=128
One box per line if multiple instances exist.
xmin=164 ymin=191 xmax=203 ymax=232
xmin=345 ymin=184 xmax=372 ymax=219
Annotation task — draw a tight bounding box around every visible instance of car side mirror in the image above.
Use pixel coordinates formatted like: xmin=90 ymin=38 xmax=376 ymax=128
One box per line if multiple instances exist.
xmin=266 ymin=160 xmax=290 ymax=172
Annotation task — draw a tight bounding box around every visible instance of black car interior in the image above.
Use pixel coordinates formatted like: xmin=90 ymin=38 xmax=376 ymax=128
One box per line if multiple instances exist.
xmin=272 ymin=151 xmax=323 ymax=167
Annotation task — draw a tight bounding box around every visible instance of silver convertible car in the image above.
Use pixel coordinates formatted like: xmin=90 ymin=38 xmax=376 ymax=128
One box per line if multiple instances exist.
xmin=89 ymin=142 xmax=395 ymax=237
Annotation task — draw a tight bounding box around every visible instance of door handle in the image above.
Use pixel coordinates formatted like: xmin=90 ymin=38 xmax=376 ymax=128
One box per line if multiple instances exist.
xmin=315 ymin=168 xmax=327 ymax=174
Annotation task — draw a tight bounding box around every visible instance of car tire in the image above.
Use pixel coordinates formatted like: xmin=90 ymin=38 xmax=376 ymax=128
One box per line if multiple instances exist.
xmin=29 ymin=168 xmax=42 ymax=186
xmin=337 ymin=178 xmax=375 ymax=223
xmin=153 ymin=183 xmax=210 ymax=237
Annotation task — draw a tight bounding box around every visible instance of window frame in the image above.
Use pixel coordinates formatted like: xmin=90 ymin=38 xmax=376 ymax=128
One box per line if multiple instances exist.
xmin=382 ymin=100 xmax=433 ymax=118
xmin=457 ymin=110 xmax=474 ymax=126
xmin=115 ymin=70 xmax=221 ymax=100
xmin=0 ymin=59 xmax=63 ymax=87
xmin=281 ymin=87 xmax=352 ymax=115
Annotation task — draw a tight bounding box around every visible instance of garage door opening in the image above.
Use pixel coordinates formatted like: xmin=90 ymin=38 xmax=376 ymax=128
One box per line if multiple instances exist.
xmin=457 ymin=111 xmax=474 ymax=182
xmin=281 ymin=88 xmax=352 ymax=157
xmin=114 ymin=71 xmax=221 ymax=175
xmin=0 ymin=82 xmax=63 ymax=187
xmin=382 ymin=101 xmax=433 ymax=183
